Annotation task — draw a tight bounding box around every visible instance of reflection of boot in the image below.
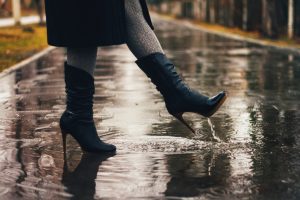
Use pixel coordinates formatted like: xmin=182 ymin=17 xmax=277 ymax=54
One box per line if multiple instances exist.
xmin=136 ymin=53 xmax=227 ymax=133
xmin=62 ymin=152 xmax=115 ymax=200
xmin=60 ymin=62 xmax=116 ymax=153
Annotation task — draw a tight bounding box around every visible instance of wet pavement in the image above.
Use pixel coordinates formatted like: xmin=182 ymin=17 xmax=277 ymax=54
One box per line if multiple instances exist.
xmin=1 ymin=16 xmax=300 ymax=200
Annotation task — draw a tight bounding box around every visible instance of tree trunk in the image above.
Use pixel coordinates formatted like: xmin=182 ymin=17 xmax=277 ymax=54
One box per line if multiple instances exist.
xmin=247 ymin=0 xmax=263 ymax=31
xmin=288 ymin=0 xmax=294 ymax=39
xmin=200 ymin=0 xmax=207 ymax=22
xmin=242 ymin=0 xmax=248 ymax=30
xmin=233 ymin=0 xmax=243 ymax=28
xmin=228 ymin=0 xmax=234 ymax=27
xmin=34 ymin=0 xmax=44 ymax=25
xmin=295 ymin=0 xmax=300 ymax=37
xmin=193 ymin=0 xmax=201 ymax=20
xmin=209 ymin=0 xmax=216 ymax=23
xmin=12 ymin=0 xmax=21 ymax=25
xmin=262 ymin=0 xmax=273 ymax=37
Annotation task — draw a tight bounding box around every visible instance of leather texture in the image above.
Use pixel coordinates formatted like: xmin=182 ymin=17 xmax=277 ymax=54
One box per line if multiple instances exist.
xmin=60 ymin=62 xmax=116 ymax=152
xmin=135 ymin=53 xmax=226 ymax=118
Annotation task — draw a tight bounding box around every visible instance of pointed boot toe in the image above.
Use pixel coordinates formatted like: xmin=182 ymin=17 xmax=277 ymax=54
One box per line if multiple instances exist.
xmin=205 ymin=91 xmax=227 ymax=117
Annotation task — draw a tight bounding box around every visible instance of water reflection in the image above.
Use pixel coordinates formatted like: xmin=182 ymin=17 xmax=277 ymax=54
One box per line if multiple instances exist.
xmin=164 ymin=152 xmax=230 ymax=197
xmin=62 ymin=152 xmax=115 ymax=200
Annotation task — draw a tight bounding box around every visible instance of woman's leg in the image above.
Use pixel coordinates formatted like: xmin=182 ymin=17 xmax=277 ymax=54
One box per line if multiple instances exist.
xmin=124 ymin=0 xmax=164 ymax=59
xmin=125 ymin=1 xmax=227 ymax=133
xmin=67 ymin=47 xmax=98 ymax=76
xmin=61 ymin=46 xmax=116 ymax=152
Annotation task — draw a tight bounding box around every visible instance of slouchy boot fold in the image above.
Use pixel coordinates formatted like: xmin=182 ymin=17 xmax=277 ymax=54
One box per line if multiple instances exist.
xmin=60 ymin=62 xmax=116 ymax=153
xmin=136 ymin=53 xmax=227 ymax=133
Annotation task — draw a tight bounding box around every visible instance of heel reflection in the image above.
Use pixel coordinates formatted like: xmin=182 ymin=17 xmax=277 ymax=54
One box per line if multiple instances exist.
xmin=62 ymin=152 xmax=116 ymax=199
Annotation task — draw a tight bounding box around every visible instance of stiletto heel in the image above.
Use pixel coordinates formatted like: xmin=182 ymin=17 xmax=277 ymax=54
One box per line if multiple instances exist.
xmin=173 ymin=112 xmax=195 ymax=133
xmin=173 ymin=93 xmax=227 ymax=133
xmin=61 ymin=129 xmax=68 ymax=156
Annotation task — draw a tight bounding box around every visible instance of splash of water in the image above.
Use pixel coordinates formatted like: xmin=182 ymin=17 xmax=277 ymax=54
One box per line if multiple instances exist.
xmin=207 ymin=118 xmax=221 ymax=142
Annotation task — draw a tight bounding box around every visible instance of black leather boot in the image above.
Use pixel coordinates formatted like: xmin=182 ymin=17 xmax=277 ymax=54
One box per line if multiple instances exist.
xmin=136 ymin=53 xmax=227 ymax=133
xmin=60 ymin=62 xmax=116 ymax=153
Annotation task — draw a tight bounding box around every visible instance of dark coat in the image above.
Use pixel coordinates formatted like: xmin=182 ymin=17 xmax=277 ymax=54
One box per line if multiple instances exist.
xmin=44 ymin=0 xmax=154 ymax=47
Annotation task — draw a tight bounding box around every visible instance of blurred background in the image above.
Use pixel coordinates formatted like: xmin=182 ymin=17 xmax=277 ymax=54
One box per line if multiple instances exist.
xmin=1 ymin=0 xmax=299 ymax=72
xmin=0 ymin=0 xmax=46 ymax=72
xmin=0 ymin=0 xmax=44 ymax=24
xmin=147 ymin=0 xmax=300 ymax=40
xmin=1 ymin=0 xmax=300 ymax=40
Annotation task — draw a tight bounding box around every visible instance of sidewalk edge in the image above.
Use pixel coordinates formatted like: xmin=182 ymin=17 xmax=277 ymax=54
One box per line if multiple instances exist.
xmin=0 ymin=46 xmax=56 ymax=79
xmin=152 ymin=13 xmax=300 ymax=54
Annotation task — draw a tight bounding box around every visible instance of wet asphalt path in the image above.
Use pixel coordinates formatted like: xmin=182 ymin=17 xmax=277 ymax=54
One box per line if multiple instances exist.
xmin=0 ymin=16 xmax=300 ymax=199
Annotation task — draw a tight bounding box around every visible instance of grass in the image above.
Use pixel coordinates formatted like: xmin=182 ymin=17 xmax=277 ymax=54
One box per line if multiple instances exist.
xmin=0 ymin=24 xmax=48 ymax=72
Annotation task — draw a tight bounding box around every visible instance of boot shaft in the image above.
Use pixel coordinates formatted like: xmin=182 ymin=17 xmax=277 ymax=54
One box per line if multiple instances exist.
xmin=135 ymin=53 xmax=190 ymax=102
xmin=64 ymin=62 xmax=95 ymax=118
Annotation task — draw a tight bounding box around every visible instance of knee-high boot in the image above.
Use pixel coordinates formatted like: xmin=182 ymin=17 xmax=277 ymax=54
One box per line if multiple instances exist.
xmin=60 ymin=62 xmax=116 ymax=153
